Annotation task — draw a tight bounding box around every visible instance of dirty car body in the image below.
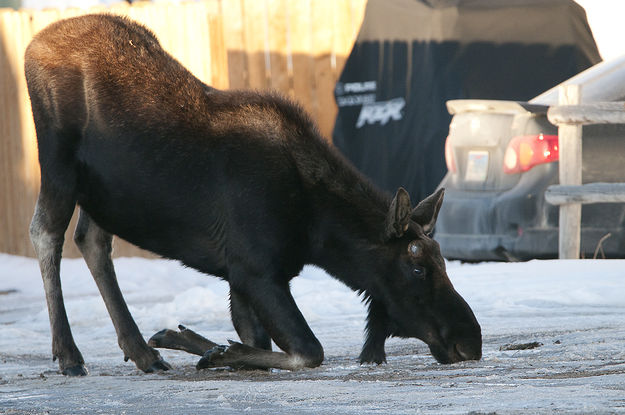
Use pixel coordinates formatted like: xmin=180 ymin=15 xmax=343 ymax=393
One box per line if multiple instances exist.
xmin=437 ymin=57 xmax=625 ymax=261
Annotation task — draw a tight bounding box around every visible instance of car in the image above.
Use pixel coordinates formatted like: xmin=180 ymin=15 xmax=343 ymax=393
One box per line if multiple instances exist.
xmin=436 ymin=55 xmax=625 ymax=261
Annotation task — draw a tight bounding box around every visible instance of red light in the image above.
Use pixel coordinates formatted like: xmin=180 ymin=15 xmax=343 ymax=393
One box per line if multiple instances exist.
xmin=503 ymin=134 xmax=559 ymax=174
xmin=445 ymin=135 xmax=457 ymax=174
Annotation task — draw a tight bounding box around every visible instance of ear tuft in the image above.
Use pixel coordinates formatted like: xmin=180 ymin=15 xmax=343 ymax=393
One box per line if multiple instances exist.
xmin=385 ymin=188 xmax=412 ymax=239
xmin=412 ymin=188 xmax=445 ymax=234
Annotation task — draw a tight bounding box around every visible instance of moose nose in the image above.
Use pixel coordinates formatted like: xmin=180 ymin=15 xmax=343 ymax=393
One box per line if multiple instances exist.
xmin=454 ymin=341 xmax=482 ymax=362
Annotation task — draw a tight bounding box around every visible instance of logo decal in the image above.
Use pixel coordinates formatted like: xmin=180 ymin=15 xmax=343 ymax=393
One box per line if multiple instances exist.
xmin=355 ymin=98 xmax=406 ymax=128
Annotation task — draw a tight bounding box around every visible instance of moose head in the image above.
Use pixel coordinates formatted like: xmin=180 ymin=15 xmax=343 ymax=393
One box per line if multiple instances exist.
xmin=360 ymin=188 xmax=482 ymax=365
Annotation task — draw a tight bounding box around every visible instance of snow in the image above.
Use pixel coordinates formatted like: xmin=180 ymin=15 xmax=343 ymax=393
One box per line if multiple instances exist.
xmin=1 ymin=253 xmax=625 ymax=414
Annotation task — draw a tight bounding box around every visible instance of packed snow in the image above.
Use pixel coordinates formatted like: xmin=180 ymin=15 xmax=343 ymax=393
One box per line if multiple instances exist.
xmin=1 ymin=252 xmax=624 ymax=414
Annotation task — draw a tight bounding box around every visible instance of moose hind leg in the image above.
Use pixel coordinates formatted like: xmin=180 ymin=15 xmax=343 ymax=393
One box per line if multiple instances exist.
xmin=73 ymin=208 xmax=171 ymax=373
xmin=230 ymin=288 xmax=272 ymax=350
xmin=30 ymin=185 xmax=87 ymax=376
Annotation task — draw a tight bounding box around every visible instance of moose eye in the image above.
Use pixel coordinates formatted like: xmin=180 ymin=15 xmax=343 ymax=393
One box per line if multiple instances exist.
xmin=412 ymin=266 xmax=426 ymax=280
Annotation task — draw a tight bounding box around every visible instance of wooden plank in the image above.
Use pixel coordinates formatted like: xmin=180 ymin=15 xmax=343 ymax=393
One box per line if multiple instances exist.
xmin=208 ymin=14 xmax=229 ymax=90
xmin=557 ymin=84 xmax=582 ymax=259
xmin=0 ymin=10 xmax=18 ymax=255
xmin=221 ymin=0 xmax=247 ymax=89
xmin=0 ymin=11 xmax=37 ymax=257
xmin=203 ymin=0 xmax=221 ymax=15
xmin=546 ymin=183 xmax=625 ymax=205
xmin=30 ymin=8 xmax=60 ymax=33
xmin=325 ymin=0 xmax=359 ymax=141
xmin=184 ymin=3 xmax=211 ymax=84
xmin=548 ymin=102 xmax=625 ymax=126
xmin=333 ymin=0 xmax=355 ymax=73
xmin=288 ymin=0 xmax=315 ymax=115
xmin=173 ymin=5 xmax=193 ymax=74
xmin=266 ymin=0 xmax=289 ymax=94
xmin=311 ymin=0 xmax=335 ymax=140
xmin=349 ymin=0 xmax=367 ymax=40
xmin=241 ymin=0 xmax=268 ymax=90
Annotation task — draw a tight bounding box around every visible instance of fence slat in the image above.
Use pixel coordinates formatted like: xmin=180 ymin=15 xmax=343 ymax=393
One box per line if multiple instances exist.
xmin=221 ymin=0 xmax=247 ymax=89
xmin=546 ymin=183 xmax=625 ymax=205
xmin=267 ymin=0 xmax=290 ymax=93
xmin=209 ymin=14 xmax=229 ymax=90
xmin=311 ymin=0 xmax=336 ymax=139
xmin=289 ymin=0 xmax=315 ymax=116
xmin=548 ymin=102 xmax=625 ymax=126
xmin=0 ymin=10 xmax=35 ymax=257
xmin=0 ymin=11 xmax=17 ymax=256
xmin=332 ymin=0 xmax=354 ymax=86
xmin=289 ymin=0 xmax=315 ymax=114
xmin=350 ymin=0 xmax=368 ymax=38
xmin=242 ymin=0 xmax=268 ymax=89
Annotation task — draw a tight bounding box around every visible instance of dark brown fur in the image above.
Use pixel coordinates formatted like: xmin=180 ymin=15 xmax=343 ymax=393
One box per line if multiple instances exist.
xmin=25 ymin=14 xmax=481 ymax=375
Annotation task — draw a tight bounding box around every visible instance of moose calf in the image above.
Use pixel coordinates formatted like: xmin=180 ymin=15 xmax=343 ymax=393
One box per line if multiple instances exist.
xmin=25 ymin=14 xmax=481 ymax=376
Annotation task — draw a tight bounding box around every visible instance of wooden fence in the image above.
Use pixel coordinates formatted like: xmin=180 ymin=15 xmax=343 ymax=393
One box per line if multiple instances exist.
xmin=545 ymin=85 xmax=625 ymax=259
xmin=0 ymin=0 xmax=367 ymax=258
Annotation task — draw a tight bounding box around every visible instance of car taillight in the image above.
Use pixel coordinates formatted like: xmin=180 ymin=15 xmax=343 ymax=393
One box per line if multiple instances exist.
xmin=445 ymin=135 xmax=457 ymax=174
xmin=503 ymin=134 xmax=559 ymax=174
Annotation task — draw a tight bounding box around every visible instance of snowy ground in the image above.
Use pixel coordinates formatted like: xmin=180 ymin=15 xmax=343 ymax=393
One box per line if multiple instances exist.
xmin=1 ymin=253 xmax=625 ymax=414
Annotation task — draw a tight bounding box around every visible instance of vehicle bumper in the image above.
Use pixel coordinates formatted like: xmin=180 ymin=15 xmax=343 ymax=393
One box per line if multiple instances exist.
xmin=436 ymin=178 xmax=625 ymax=261
xmin=437 ymin=227 xmax=625 ymax=261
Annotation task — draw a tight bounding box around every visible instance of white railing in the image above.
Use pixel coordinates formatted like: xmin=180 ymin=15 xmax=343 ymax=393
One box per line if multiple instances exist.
xmin=545 ymin=85 xmax=625 ymax=259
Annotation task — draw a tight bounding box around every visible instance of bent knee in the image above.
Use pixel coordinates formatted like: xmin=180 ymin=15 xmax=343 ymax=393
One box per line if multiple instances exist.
xmin=291 ymin=343 xmax=324 ymax=368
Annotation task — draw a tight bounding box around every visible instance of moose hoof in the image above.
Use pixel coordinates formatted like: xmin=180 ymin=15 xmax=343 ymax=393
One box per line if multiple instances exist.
xmin=196 ymin=345 xmax=229 ymax=370
xmin=61 ymin=364 xmax=88 ymax=376
xmin=145 ymin=358 xmax=172 ymax=373
xmin=358 ymin=350 xmax=387 ymax=365
xmin=359 ymin=357 xmax=386 ymax=365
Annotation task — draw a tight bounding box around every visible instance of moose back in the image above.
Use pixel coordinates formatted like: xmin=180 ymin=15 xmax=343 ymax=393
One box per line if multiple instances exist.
xmin=25 ymin=14 xmax=482 ymax=376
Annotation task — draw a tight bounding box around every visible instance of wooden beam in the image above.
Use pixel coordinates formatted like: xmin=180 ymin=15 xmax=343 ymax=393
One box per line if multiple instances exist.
xmin=546 ymin=183 xmax=625 ymax=205
xmin=548 ymin=102 xmax=625 ymax=126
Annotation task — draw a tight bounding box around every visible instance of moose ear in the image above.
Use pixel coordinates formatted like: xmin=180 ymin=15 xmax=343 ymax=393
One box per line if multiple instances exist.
xmin=385 ymin=187 xmax=412 ymax=239
xmin=412 ymin=188 xmax=445 ymax=235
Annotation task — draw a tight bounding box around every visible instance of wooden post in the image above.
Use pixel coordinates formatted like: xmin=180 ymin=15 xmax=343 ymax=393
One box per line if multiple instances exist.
xmin=557 ymin=85 xmax=582 ymax=259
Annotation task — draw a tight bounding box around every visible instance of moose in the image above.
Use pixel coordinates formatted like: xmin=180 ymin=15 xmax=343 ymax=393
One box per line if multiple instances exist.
xmin=25 ymin=14 xmax=481 ymax=376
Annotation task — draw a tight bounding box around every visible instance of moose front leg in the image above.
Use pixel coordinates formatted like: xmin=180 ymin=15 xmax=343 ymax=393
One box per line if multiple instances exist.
xmin=74 ymin=209 xmax=171 ymax=373
xmin=149 ymin=325 xmax=218 ymax=356
xmin=359 ymin=299 xmax=390 ymax=364
xmin=230 ymin=288 xmax=272 ymax=350
xmin=199 ymin=279 xmax=324 ymax=371
xmin=197 ymin=340 xmax=302 ymax=370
